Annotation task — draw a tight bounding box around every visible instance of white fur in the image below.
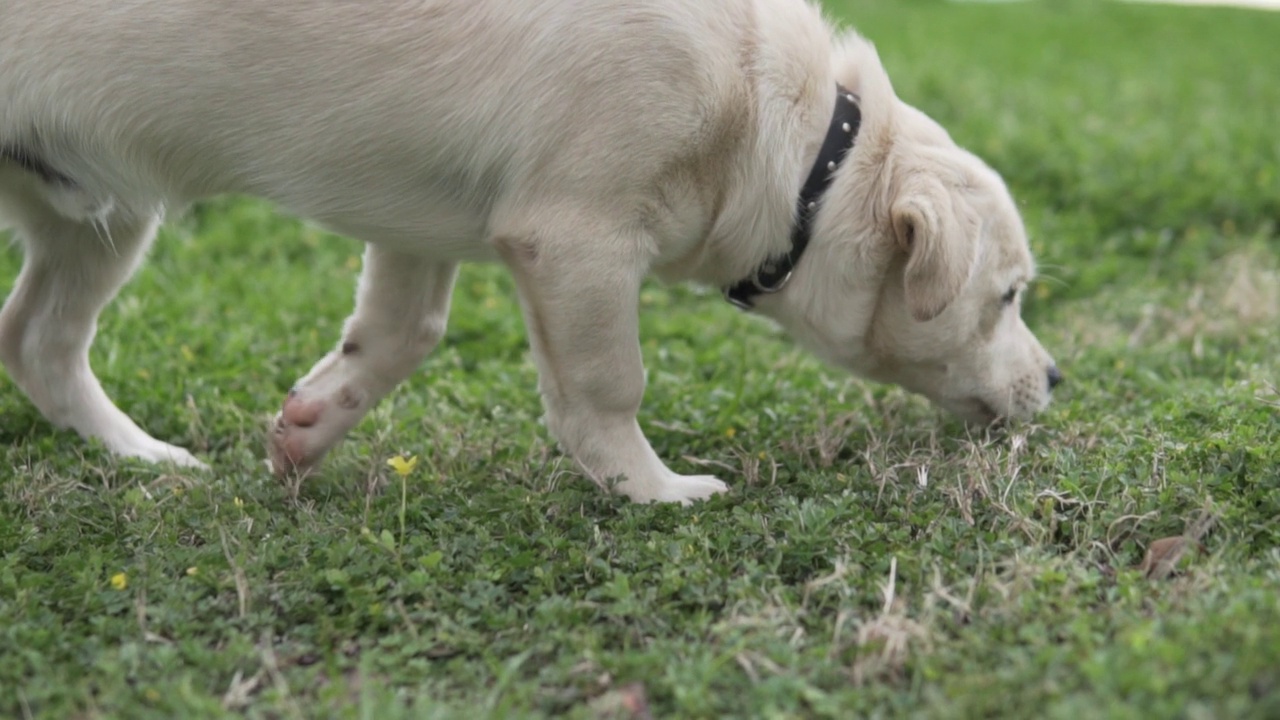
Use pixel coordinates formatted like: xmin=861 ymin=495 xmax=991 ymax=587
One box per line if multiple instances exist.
xmin=0 ymin=0 xmax=1057 ymax=503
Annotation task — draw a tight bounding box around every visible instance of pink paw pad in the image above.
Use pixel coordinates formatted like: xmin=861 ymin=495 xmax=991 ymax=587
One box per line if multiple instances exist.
xmin=281 ymin=392 xmax=324 ymax=427
xmin=268 ymin=385 xmax=368 ymax=478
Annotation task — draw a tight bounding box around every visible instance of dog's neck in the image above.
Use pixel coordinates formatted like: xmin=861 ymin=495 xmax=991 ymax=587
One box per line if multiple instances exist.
xmin=722 ymin=86 xmax=862 ymax=310
xmin=746 ymin=106 xmax=903 ymax=376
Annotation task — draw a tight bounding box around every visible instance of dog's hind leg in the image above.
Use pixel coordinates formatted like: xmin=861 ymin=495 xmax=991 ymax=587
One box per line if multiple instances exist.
xmin=0 ymin=190 xmax=203 ymax=466
xmin=269 ymin=245 xmax=458 ymax=476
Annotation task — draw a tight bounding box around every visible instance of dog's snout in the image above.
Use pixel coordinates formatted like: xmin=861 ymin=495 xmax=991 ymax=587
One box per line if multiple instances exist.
xmin=1047 ymin=365 xmax=1063 ymax=391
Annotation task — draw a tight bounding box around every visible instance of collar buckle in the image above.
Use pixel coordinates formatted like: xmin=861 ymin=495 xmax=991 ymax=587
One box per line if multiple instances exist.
xmin=723 ymin=266 xmax=794 ymax=310
xmin=723 ymin=288 xmax=754 ymax=311
xmin=752 ymin=267 xmax=793 ymax=294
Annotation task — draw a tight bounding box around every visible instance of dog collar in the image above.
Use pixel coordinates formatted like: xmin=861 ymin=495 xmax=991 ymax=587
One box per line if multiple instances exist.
xmin=724 ymin=85 xmax=861 ymax=310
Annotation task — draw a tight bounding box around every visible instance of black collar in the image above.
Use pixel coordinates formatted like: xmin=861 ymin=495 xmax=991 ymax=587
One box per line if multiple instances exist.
xmin=724 ymin=85 xmax=862 ymax=310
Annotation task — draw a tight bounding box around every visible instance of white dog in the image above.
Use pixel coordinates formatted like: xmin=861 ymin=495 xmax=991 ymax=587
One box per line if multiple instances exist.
xmin=0 ymin=0 xmax=1059 ymax=503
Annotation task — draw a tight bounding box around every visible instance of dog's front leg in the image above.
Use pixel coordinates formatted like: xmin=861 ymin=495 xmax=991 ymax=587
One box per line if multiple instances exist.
xmin=497 ymin=226 xmax=728 ymax=505
xmin=270 ymin=246 xmax=458 ymax=476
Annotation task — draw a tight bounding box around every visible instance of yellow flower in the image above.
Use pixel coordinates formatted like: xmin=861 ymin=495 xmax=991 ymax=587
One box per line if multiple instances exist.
xmin=186 ymin=566 xmax=199 ymax=577
xmin=386 ymin=454 xmax=419 ymax=477
xmin=110 ymin=572 xmax=128 ymax=590
xmin=233 ymin=496 xmax=244 ymax=508
xmin=725 ymin=427 xmax=736 ymax=438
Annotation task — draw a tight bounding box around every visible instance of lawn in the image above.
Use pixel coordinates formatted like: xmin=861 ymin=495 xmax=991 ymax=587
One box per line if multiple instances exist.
xmin=2 ymin=1 xmax=1279 ymax=718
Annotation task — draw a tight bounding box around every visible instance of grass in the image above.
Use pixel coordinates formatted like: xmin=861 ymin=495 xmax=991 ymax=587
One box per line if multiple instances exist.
xmin=2 ymin=1 xmax=1279 ymax=717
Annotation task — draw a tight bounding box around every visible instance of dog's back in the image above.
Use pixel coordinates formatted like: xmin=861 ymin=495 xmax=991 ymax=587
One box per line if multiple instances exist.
xmin=1 ymin=0 xmax=759 ymax=245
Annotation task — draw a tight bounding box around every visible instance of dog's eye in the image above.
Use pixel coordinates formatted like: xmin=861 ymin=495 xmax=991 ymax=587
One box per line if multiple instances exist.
xmin=1001 ymin=287 xmax=1019 ymax=305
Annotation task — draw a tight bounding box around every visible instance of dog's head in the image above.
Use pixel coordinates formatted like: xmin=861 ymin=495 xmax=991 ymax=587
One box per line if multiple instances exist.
xmin=765 ymin=35 xmax=1059 ymax=424
xmin=864 ymin=143 xmax=1059 ymax=424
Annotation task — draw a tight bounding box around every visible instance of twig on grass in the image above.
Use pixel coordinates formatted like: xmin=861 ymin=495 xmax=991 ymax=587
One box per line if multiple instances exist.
xmin=221 ymin=669 xmax=266 ymax=711
xmin=850 ymin=557 xmax=932 ymax=686
xmin=218 ymin=525 xmax=250 ymax=619
xmin=1257 ymin=381 xmax=1280 ymax=408
xmin=259 ymin=632 xmax=305 ymax=720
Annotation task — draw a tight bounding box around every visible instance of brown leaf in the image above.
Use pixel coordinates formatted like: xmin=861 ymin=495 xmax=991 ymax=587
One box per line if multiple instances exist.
xmin=1138 ymin=536 xmax=1205 ymax=580
xmin=588 ymin=682 xmax=653 ymax=720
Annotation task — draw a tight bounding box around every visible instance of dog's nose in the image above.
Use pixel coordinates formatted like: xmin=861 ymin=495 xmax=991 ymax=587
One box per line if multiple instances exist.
xmin=1047 ymin=365 xmax=1063 ymax=391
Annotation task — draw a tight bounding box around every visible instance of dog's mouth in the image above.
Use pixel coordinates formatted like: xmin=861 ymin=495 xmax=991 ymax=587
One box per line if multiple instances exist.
xmin=953 ymin=397 xmax=1003 ymax=426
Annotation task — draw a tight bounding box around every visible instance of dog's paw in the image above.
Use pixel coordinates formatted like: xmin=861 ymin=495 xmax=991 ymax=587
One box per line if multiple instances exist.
xmin=268 ymin=409 xmax=315 ymax=478
xmin=267 ymin=386 xmax=367 ymax=477
xmin=641 ymin=474 xmax=729 ymax=505
xmin=123 ymin=440 xmax=207 ymax=471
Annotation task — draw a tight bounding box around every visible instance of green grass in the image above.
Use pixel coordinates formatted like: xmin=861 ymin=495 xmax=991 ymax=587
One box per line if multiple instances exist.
xmin=3 ymin=1 xmax=1279 ymax=717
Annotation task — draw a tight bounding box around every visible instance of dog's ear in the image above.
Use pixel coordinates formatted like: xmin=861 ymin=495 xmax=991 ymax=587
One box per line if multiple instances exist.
xmin=891 ymin=176 xmax=978 ymax=322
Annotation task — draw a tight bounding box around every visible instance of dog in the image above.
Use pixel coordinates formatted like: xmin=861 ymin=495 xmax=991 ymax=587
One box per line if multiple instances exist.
xmin=0 ymin=0 xmax=1059 ymax=503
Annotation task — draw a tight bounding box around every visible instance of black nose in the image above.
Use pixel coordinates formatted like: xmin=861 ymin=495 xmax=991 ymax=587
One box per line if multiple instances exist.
xmin=1047 ymin=365 xmax=1063 ymax=391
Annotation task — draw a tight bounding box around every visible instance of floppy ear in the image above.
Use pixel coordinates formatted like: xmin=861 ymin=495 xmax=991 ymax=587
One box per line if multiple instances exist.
xmin=891 ymin=175 xmax=978 ymax=322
